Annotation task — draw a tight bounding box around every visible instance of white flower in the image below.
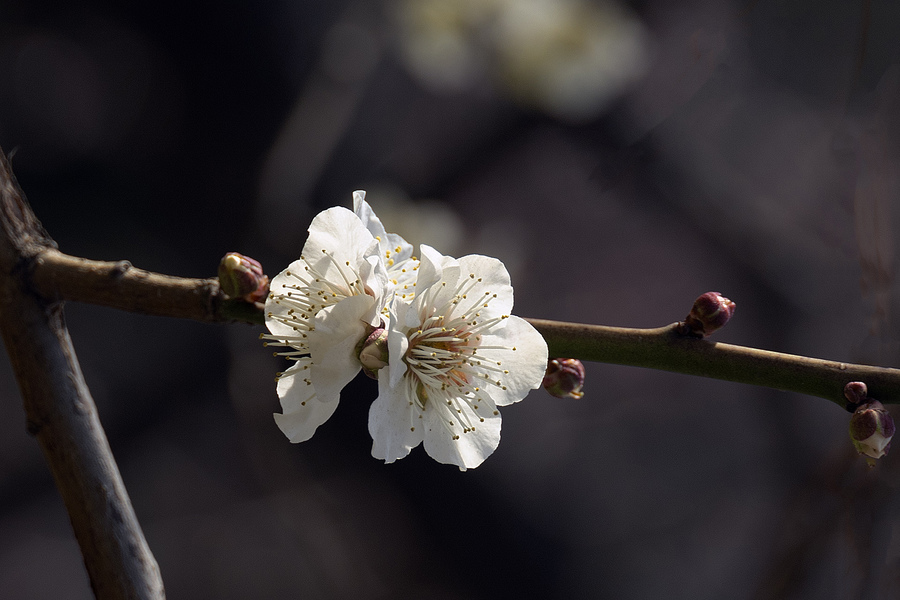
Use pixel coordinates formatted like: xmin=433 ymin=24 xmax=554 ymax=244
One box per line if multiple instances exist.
xmin=264 ymin=192 xmax=547 ymax=471
xmin=263 ymin=203 xmax=397 ymax=443
xmin=369 ymin=245 xmax=548 ymax=470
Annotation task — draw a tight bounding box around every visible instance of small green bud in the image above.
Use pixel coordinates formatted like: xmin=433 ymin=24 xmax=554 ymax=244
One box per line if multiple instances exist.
xmin=542 ymin=358 xmax=585 ymax=399
xmin=218 ymin=252 xmax=269 ymax=302
xmin=681 ymin=292 xmax=736 ymax=338
xmin=849 ymin=399 xmax=895 ymax=466
xmin=357 ymin=325 xmax=389 ymax=379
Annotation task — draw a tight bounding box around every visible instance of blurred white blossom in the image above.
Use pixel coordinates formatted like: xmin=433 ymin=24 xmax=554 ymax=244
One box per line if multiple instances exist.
xmin=394 ymin=0 xmax=648 ymax=121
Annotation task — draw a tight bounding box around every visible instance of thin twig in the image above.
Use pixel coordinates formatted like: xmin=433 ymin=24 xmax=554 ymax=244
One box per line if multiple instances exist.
xmin=30 ymin=248 xmax=263 ymax=324
xmin=0 ymin=152 xmax=164 ymax=599
xmin=528 ymin=319 xmax=900 ymax=410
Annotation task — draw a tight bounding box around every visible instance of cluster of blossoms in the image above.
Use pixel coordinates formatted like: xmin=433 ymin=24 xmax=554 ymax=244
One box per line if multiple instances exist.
xmin=262 ymin=191 xmax=548 ymax=470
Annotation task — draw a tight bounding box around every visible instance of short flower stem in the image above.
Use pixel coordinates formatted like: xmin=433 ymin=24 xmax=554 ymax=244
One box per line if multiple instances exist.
xmin=527 ymin=318 xmax=900 ymax=410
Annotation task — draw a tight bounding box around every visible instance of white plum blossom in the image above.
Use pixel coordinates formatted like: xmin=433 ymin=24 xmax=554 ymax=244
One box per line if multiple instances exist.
xmin=264 ymin=192 xmax=548 ymax=470
xmin=368 ymin=245 xmax=548 ymax=470
xmin=263 ymin=202 xmax=401 ymax=443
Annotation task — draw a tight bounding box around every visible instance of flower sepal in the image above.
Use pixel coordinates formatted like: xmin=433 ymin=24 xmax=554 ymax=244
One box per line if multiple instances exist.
xmin=357 ymin=324 xmax=390 ymax=379
xmin=218 ymin=252 xmax=270 ymax=303
xmin=543 ymin=358 xmax=585 ymax=399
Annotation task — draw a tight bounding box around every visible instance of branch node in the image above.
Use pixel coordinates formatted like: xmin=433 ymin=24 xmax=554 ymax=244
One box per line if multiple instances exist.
xmin=110 ymin=260 xmax=132 ymax=280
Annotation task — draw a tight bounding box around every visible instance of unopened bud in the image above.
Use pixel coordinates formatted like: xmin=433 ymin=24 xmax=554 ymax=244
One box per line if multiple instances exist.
xmin=357 ymin=326 xmax=389 ymax=379
xmin=849 ymin=399 xmax=895 ymax=466
xmin=218 ymin=252 xmax=270 ymax=303
xmin=543 ymin=358 xmax=585 ymax=399
xmin=682 ymin=292 xmax=736 ymax=337
xmin=843 ymin=381 xmax=868 ymax=405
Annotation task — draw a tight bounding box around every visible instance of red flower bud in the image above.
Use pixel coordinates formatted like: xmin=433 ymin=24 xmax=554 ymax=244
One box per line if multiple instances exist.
xmin=543 ymin=358 xmax=585 ymax=399
xmin=849 ymin=399 xmax=895 ymax=465
xmin=218 ymin=252 xmax=270 ymax=303
xmin=682 ymin=292 xmax=736 ymax=337
xmin=843 ymin=381 xmax=868 ymax=405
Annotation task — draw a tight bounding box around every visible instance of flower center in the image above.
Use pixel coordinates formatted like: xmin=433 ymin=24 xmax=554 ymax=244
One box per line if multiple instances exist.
xmin=400 ymin=284 xmax=515 ymax=440
xmin=406 ymin=317 xmax=474 ymax=404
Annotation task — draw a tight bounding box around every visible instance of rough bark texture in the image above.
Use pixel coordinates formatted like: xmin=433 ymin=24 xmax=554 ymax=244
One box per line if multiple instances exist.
xmin=30 ymin=249 xmax=263 ymax=325
xmin=0 ymin=150 xmax=164 ymax=599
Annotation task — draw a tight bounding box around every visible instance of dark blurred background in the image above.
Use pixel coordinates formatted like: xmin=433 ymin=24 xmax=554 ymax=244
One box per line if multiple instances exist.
xmin=2 ymin=0 xmax=900 ymax=598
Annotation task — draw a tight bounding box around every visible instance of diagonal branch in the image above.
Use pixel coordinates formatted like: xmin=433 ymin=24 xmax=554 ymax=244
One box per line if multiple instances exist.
xmin=0 ymin=151 xmax=164 ymax=599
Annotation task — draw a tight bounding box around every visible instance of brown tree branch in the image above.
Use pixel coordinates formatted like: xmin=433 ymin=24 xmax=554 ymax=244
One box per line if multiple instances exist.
xmin=25 ymin=241 xmax=900 ymax=409
xmin=0 ymin=151 xmax=164 ymax=599
xmin=527 ymin=319 xmax=900 ymax=410
xmin=30 ymin=248 xmax=263 ymax=325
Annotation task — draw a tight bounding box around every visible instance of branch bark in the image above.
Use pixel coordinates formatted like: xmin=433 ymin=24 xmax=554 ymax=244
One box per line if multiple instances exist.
xmin=528 ymin=319 xmax=900 ymax=410
xmin=0 ymin=151 xmax=164 ymax=599
xmin=30 ymin=248 xmax=262 ymax=324
xmin=25 ymin=242 xmax=900 ymax=409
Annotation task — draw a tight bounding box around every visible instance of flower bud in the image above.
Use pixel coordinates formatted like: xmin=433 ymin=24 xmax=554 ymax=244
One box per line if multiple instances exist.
xmin=849 ymin=399 xmax=895 ymax=465
xmin=843 ymin=381 xmax=868 ymax=405
xmin=682 ymin=292 xmax=736 ymax=337
xmin=357 ymin=326 xmax=389 ymax=379
xmin=543 ymin=358 xmax=585 ymax=399
xmin=218 ymin=252 xmax=270 ymax=303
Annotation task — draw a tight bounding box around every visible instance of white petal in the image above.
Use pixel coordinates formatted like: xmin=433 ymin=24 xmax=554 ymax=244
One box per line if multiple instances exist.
xmin=384 ymin=231 xmax=415 ymax=264
xmin=452 ymin=254 xmax=514 ymax=318
xmin=273 ymin=372 xmax=339 ymax=443
xmin=353 ymin=190 xmax=387 ymax=241
xmin=369 ymin=375 xmax=425 ymax=463
xmin=265 ymin=258 xmax=313 ymax=338
xmin=352 ymin=190 xmax=415 ymax=275
xmin=477 ymin=315 xmax=548 ymax=406
xmin=387 ymin=299 xmax=411 ymax=388
xmin=308 ymin=294 xmax=374 ymax=404
xmin=422 ymin=401 xmax=502 ymax=471
xmin=413 ymin=244 xmax=446 ymax=292
xmin=413 ymin=245 xmax=460 ymax=312
xmin=352 ymin=190 xmax=370 ymax=218
xmin=356 ymin=255 xmax=390 ymax=325
xmin=303 ymin=207 xmax=380 ymax=291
